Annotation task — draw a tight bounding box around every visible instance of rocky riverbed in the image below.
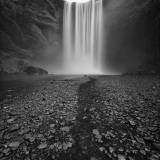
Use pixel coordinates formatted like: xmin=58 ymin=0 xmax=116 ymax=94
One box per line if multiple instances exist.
xmin=0 ymin=75 xmax=160 ymax=160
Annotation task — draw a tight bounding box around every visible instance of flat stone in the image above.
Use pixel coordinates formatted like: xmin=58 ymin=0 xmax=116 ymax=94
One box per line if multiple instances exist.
xmin=7 ymin=118 xmax=15 ymax=123
xmin=9 ymin=124 xmax=20 ymax=132
xmin=118 ymin=154 xmax=126 ymax=160
xmin=9 ymin=142 xmax=20 ymax=149
xmin=19 ymin=128 xmax=30 ymax=135
xmin=38 ymin=143 xmax=47 ymax=149
xmin=61 ymin=126 xmax=70 ymax=132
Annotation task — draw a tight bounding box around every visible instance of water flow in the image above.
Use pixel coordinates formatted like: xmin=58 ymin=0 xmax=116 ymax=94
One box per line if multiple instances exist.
xmin=63 ymin=0 xmax=103 ymax=74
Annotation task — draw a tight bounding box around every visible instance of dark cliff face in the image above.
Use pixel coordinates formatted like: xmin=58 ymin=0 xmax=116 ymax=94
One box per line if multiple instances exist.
xmin=0 ymin=0 xmax=63 ymax=73
xmin=103 ymin=0 xmax=160 ymax=74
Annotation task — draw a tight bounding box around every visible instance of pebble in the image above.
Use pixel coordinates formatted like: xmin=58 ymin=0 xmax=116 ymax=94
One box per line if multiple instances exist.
xmin=7 ymin=118 xmax=15 ymax=123
xmin=153 ymin=143 xmax=160 ymax=151
xmin=118 ymin=154 xmax=126 ymax=160
xmin=9 ymin=124 xmax=20 ymax=132
xmin=38 ymin=143 xmax=47 ymax=149
xmin=9 ymin=142 xmax=20 ymax=149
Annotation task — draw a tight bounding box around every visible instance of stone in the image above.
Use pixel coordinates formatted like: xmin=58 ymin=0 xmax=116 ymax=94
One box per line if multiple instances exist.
xmin=118 ymin=154 xmax=126 ymax=160
xmin=61 ymin=126 xmax=70 ymax=132
xmin=9 ymin=124 xmax=20 ymax=132
xmin=7 ymin=118 xmax=15 ymax=123
xmin=38 ymin=143 xmax=47 ymax=149
xmin=50 ymin=124 xmax=55 ymax=128
xmin=19 ymin=128 xmax=30 ymax=135
xmin=24 ymin=134 xmax=35 ymax=142
xmin=129 ymin=120 xmax=136 ymax=126
xmin=9 ymin=142 xmax=20 ymax=149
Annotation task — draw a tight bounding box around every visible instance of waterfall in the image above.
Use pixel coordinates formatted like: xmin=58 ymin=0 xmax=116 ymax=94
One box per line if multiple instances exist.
xmin=63 ymin=0 xmax=103 ymax=74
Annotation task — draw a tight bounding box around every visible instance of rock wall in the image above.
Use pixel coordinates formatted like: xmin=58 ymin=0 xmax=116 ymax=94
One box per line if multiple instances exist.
xmin=0 ymin=0 xmax=63 ymax=73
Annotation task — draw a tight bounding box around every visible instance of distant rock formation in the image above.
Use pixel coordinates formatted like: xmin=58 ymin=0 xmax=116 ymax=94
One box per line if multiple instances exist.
xmin=0 ymin=0 xmax=63 ymax=74
xmin=24 ymin=66 xmax=48 ymax=75
xmin=0 ymin=59 xmax=48 ymax=76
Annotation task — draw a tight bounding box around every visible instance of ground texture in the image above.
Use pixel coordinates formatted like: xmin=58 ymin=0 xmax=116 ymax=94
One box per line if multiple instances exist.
xmin=0 ymin=75 xmax=160 ymax=160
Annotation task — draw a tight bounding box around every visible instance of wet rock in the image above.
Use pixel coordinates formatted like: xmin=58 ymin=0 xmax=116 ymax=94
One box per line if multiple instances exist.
xmin=129 ymin=120 xmax=136 ymax=126
xmin=62 ymin=142 xmax=73 ymax=151
xmin=135 ymin=136 xmax=145 ymax=144
xmin=99 ymin=147 xmax=105 ymax=152
xmin=118 ymin=147 xmax=124 ymax=152
xmin=9 ymin=141 xmax=20 ymax=149
xmin=24 ymin=134 xmax=35 ymax=142
xmin=38 ymin=143 xmax=47 ymax=149
xmin=3 ymin=148 xmax=10 ymax=156
xmin=109 ymin=147 xmax=115 ymax=154
xmin=7 ymin=118 xmax=15 ymax=123
xmin=9 ymin=124 xmax=20 ymax=132
xmin=140 ymin=149 xmax=146 ymax=155
xmin=61 ymin=126 xmax=70 ymax=132
xmin=149 ymin=154 xmax=160 ymax=160
xmin=118 ymin=154 xmax=126 ymax=160
xmin=90 ymin=157 xmax=97 ymax=160
xmin=148 ymin=127 xmax=157 ymax=132
xmin=19 ymin=128 xmax=30 ymax=135
xmin=50 ymin=124 xmax=55 ymax=128
xmin=92 ymin=129 xmax=102 ymax=142
xmin=144 ymin=137 xmax=154 ymax=143
xmin=22 ymin=146 xmax=29 ymax=155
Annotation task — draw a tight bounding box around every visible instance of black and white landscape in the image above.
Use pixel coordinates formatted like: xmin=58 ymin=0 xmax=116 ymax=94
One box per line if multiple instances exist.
xmin=0 ymin=0 xmax=160 ymax=160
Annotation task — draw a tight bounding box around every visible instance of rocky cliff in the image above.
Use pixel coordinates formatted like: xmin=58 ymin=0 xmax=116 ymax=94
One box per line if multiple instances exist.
xmin=0 ymin=0 xmax=63 ymax=74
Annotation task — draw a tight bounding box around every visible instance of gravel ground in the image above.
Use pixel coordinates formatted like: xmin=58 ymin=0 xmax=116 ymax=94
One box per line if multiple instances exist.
xmin=0 ymin=75 xmax=160 ymax=160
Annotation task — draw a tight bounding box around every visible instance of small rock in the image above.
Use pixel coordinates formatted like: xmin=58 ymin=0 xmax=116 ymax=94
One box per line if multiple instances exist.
xmin=50 ymin=124 xmax=55 ymax=128
xmin=129 ymin=120 xmax=136 ymax=126
xmin=3 ymin=148 xmax=10 ymax=156
xmin=93 ymin=129 xmax=100 ymax=136
xmin=23 ymin=146 xmax=29 ymax=155
xmin=90 ymin=108 xmax=96 ymax=112
xmin=118 ymin=154 xmax=126 ymax=160
xmin=19 ymin=128 xmax=30 ymax=135
xmin=109 ymin=147 xmax=114 ymax=153
xmin=118 ymin=147 xmax=124 ymax=152
xmin=9 ymin=142 xmax=20 ymax=149
xmin=148 ymin=127 xmax=157 ymax=132
xmin=61 ymin=126 xmax=70 ymax=132
xmin=38 ymin=143 xmax=47 ymax=149
xmin=62 ymin=142 xmax=72 ymax=151
xmin=144 ymin=137 xmax=153 ymax=143
xmin=140 ymin=150 xmax=146 ymax=155
xmin=93 ymin=129 xmax=102 ymax=142
xmin=135 ymin=136 xmax=145 ymax=144
xmin=149 ymin=154 xmax=160 ymax=160
xmin=24 ymin=134 xmax=35 ymax=142
xmin=83 ymin=116 xmax=87 ymax=120
xmin=37 ymin=134 xmax=44 ymax=138
xmin=9 ymin=124 xmax=20 ymax=132
xmin=7 ymin=118 xmax=15 ymax=123
xmin=99 ymin=147 xmax=105 ymax=152
xmin=50 ymin=129 xmax=56 ymax=134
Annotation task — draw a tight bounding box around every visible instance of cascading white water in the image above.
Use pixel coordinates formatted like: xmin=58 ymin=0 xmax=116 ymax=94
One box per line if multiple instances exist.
xmin=63 ymin=0 xmax=103 ymax=74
